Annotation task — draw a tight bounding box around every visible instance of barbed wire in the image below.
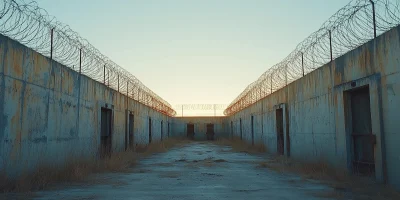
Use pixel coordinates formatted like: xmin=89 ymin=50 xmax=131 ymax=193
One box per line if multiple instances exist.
xmin=174 ymin=104 xmax=228 ymax=110
xmin=224 ymin=0 xmax=400 ymax=116
xmin=173 ymin=104 xmax=227 ymax=117
xmin=0 ymin=0 xmax=176 ymax=116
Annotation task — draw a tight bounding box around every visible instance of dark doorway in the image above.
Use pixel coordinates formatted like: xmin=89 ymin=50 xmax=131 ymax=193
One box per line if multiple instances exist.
xmin=348 ymin=86 xmax=375 ymax=176
xmin=230 ymin=121 xmax=233 ymax=138
xmin=125 ymin=113 xmax=128 ymax=151
xmin=100 ymin=107 xmax=112 ymax=157
xmin=187 ymin=124 xmax=195 ymax=140
xmin=240 ymin=118 xmax=243 ymax=140
xmin=128 ymin=113 xmax=134 ymax=149
xmin=168 ymin=122 xmax=170 ymax=137
xmin=276 ymin=108 xmax=284 ymax=155
xmin=149 ymin=117 xmax=152 ymax=144
xmin=251 ymin=116 xmax=254 ymax=145
xmin=285 ymin=108 xmax=290 ymax=157
xmin=206 ymin=123 xmax=215 ymax=140
xmin=161 ymin=120 xmax=164 ymax=141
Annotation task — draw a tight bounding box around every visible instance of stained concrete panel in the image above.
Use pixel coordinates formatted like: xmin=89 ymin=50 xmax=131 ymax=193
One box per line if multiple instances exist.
xmin=3 ymin=76 xmax=24 ymax=141
xmin=3 ymin=39 xmax=24 ymax=80
xmin=382 ymin=73 xmax=400 ymax=189
xmin=28 ymin=51 xmax=50 ymax=88
xmin=20 ymin=83 xmax=50 ymax=141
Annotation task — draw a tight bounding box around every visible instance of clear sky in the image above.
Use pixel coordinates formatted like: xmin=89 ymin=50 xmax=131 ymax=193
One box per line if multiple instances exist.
xmin=37 ymin=0 xmax=349 ymax=106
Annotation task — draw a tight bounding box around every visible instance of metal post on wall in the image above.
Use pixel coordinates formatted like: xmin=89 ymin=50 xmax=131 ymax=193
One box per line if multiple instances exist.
xmin=50 ymin=28 xmax=54 ymax=60
xmin=126 ymin=81 xmax=129 ymax=110
xmin=79 ymin=48 xmax=82 ymax=74
xmin=138 ymin=88 xmax=143 ymax=102
xmin=127 ymin=81 xmax=129 ymax=96
xmin=329 ymin=30 xmax=333 ymax=62
xmin=370 ymin=0 xmax=377 ymax=38
xmin=103 ymin=65 xmax=106 ymax=84
xmin=301 ymin=52 xmax=304 ymax=77
xmin=285 ymin=65 xmax=288 ymax=86
xmin=107 ymin=70 xmax=109 ymax=87
xmin=117 ymin=74 xmax=120 ymax=92
xmin=136 ymin=87 xmax=139 ymax=101
xmin=270 ymin=73 xmax=273 ymax=94
xmin=138 ymin=88 xmax=141 ymax=102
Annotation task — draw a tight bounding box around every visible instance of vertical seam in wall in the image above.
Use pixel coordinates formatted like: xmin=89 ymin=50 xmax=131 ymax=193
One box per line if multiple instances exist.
xmin=330 ymin=61 xmax=337 ymax=155
xmin=377 ymin=74 xmax=387 ymax=183
xmin=76 ymin=70 xmax=81 ymax=139
xmin=261 ymin=99 xmax=264 ymax=142
xmin=19 ymin=78 xmax=27 ymax=155
xmin=0 ymin=39 xmax=7 ymax=141
xmin=45 ymin=57 xmax=51 ymax=141
xmin=126 ymin=93 xmax=128 ymax=150
xmin=59 ymin=65 xmax=63 ymax=143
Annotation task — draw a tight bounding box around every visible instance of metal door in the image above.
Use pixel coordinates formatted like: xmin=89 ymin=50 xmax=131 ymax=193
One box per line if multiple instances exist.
xmin=350 ymin=87 xmax=375 ymax=175
xmin=276 ymin=108 xmax=284 ymax=155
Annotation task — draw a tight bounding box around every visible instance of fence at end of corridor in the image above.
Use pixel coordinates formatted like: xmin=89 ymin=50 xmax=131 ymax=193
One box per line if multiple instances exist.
xmin=174 ymin=104 xmax=228 ymax=117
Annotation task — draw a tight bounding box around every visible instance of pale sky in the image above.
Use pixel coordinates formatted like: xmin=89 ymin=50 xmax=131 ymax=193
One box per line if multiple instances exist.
xmin=37 ymin=0 xmax=350 ymax=107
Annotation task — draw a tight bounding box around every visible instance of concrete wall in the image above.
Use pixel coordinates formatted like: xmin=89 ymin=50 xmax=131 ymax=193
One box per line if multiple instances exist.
xmin=0 ymin=35 xmax=171 ymax=177
xmin=172 ymin=117 xmax=229 ymax=140
xmin=228 ymin=26 xmax=400 ymax=189
xmin=1 ymin=22 xmax=399 ymax=190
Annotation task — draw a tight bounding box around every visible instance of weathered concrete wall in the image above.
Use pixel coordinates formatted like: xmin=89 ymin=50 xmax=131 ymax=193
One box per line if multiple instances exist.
xmin=172 ymin=117 xmax=229 ymax=140
xmin=0 ymin=35 xmax=171 ymax=177
xmin=228 ymin=26 xmax=400 ymax=189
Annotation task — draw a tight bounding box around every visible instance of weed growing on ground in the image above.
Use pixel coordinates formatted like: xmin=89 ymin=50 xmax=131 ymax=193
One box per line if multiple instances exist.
xmin=213 ymin=138 xmax=400 ymax=199
xmin=257 ymin=156 xmax=350 ymax=182
xmin=0 ymin=150 xmax=138 ymax=193
xmin=0 ymin=138 xmax=192 ymax=193
xmin=257 ymin=156 xmax=400 ymax=199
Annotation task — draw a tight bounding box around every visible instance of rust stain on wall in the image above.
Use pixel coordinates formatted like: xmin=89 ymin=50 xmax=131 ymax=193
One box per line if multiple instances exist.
xmin=9 ymin=80 xmax=23 ymax=161
xmin=12 ymin=47 xmax=23 ymax=78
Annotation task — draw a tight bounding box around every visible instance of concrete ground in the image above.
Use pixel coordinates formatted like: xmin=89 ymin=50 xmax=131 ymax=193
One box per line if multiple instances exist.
xmin=20 ymin=142 xmax=337 ymax=200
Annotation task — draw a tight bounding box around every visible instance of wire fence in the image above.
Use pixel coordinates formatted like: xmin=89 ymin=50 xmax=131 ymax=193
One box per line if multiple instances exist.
xmin=224 ymin=0 xmax=400 ymax=116
xmin=174 ymin=104 xmax=228 ymax=117
xmin=0 ymin=0 xmax=176 ymax=116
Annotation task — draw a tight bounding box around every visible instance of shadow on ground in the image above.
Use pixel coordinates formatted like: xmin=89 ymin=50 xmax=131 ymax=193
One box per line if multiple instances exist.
xmin=2 ymin=140 xmax=399 ymax=200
